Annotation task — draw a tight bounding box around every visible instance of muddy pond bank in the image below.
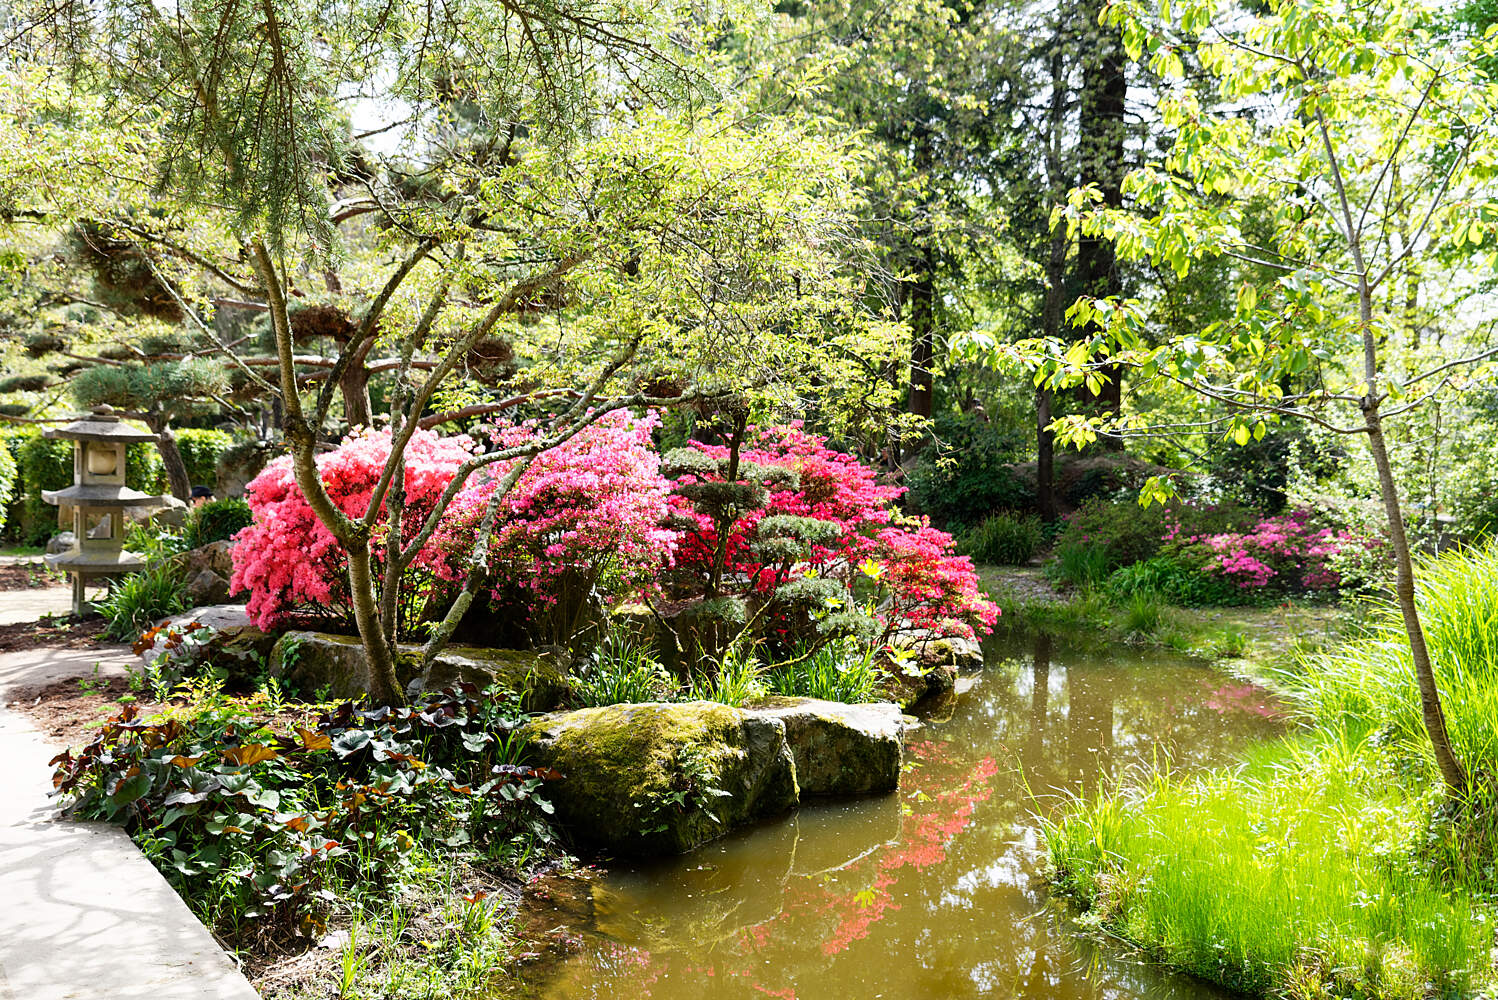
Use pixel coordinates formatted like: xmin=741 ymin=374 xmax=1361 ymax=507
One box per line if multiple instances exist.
xmin=512 ymin=630 xmax=1286 ymax=1000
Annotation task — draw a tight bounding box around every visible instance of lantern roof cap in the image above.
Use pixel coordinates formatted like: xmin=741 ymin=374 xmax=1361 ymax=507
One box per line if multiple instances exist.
xmin=44 ymin=405 xmax=157 ymax=443
xmin=41 ymin=484 xmax=167 ymax=507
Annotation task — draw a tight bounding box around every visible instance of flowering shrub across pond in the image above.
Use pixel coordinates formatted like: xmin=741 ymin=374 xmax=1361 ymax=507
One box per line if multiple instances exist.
xmin=1171 ymin=508 xmax=1381 ymax=593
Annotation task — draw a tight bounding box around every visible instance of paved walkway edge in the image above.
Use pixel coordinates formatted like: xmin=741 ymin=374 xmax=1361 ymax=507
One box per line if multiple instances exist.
xmin=0 ymin=702 xmax=261 ymax=1000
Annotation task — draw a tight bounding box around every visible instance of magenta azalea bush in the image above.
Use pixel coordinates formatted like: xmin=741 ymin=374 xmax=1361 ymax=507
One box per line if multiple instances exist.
xmin=1179 ymin=509 xmax=1380 ymax=592
xmin=667 ymin=423 xmax=998 ymax=643
xmin=231 ymin=417 xmax=998 ymax=650
xmin=424 ymin=412 xmax=677 ymax=644
xmin=230 ymin=428 xmax=473 ymax=630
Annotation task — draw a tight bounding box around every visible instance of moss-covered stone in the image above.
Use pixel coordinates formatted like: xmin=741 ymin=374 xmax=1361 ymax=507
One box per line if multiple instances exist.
xmin=745 ymin=698 xmax=906 ymax=797
xmin=412 ymin=644 xmax=567 ymax=711
xmin=523 ymin=701 xmax=799 ymax=855
xmin=268 ymin=631 xmax=418 ymax=701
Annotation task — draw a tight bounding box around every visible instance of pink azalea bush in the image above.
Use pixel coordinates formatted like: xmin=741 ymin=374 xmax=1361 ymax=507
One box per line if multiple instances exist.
xmin=232 ymin=415 xmax=675 ymax=639
xmin=1168 ymin=508 xmax=1381 ymax=593
xmin=230 ymin=428 xmax=473 ymax=630
xmin=424 ymin=412 xmax=677 ymax=643
xmin=668 ymin=424 xmax=998 ymax=643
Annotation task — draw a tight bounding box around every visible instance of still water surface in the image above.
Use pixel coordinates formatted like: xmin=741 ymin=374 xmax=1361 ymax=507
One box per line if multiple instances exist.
xmin=518 ymin=631 xmax=1286 ymax=1000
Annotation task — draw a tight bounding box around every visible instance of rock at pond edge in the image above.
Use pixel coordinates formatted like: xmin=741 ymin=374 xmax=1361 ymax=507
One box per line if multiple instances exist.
xmin=744 ymin=698 xmax=906 ymax=797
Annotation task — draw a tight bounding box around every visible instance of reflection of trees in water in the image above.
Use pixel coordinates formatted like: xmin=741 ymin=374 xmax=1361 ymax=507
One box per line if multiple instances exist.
xmin=529 ymin=631 xmax=1278 ymax=1000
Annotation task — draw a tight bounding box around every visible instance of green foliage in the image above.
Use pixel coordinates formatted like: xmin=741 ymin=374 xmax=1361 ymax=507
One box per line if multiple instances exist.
xmin=570 ymin=628 xmax=675 ymax=707
xmin=765 ymin=640 xmax=884 ymax=704
xmin=71 ymin=358 xmax=228 ymax=415
xmin=687 ymin=644 xmax=765 ymax=707
xmin=1044 ymin=739 xmax=1491 ymax=999
xmin=1119 ymin=591 xmax=1164 ymax=637
xmin=0 ymin=441 xmax=15 ymax=538
xmin=51 ymin=685 xmax=557 ymax=934
xmin=958 ymin=512 xmax=1043 ymax=566
xmin=95 ymin=563 xmax=188 ymax=641
xmin=1301 ymin=545 xmax=1498 ymax=773
xmin=1045 ymin=541 xmax=1110 ymax=590
xmin=905 ymin=414 xmax=1032 ymax=529
xmin=182 ymin=496 xmax=252 ymax=549
xmin=174 ymin=428 xmax=236 ymax=490
xmin=1104 ymin=555 xmax=1241 ymax=607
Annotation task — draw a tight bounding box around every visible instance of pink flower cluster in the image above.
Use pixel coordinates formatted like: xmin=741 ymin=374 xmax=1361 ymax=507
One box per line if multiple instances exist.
xmin=1189 ymin=509 xmax=1363 ymax=591
xmin=230 ymin=428 xmax=475 ymax=628
xmin=424 ymin=412 xmax=676 ymax=606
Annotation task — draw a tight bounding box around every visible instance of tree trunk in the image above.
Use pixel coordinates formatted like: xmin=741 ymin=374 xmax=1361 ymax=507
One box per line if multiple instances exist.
xmin=149 ymin=419 xmax=192 ymax=500
xmin=348 ymin=538 xmax=403 ymax=705
xmin=907 ymin=237 xmax=936 ymax=422
xmin=1364 ymin=401 xmax=1466 ymax=793
xmin=1074 ymin=0 xmax=1127 ymax=446
xmin=1036 ymin=387 xmax=1056 ymax=523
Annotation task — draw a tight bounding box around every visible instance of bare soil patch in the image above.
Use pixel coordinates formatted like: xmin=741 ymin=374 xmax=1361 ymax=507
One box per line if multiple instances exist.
xmin=6 ymin=675 xmax=164 ymax=748
xmin=0 ymin=615 xmax=113 ymax=655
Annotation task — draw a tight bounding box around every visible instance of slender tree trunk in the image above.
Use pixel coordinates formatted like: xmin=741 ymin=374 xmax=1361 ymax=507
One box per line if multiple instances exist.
xmin=1365 ymin=400 xmax=1465 ymax=793
xmin=348 ymin=539 xmax=403 ymax=705
xmin=907 ymin=131 xmax=937 ymax=425
xmin=148 ymin=417 xmax=192 ymax=500
xmin=1074 ymin=0 xmax=1127 ymax=446
xmin=1037 ymin=20 xmax=1068 ymax=522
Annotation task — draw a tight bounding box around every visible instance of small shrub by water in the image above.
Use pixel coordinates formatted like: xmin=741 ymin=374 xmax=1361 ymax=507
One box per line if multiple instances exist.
xmin=958 ymin=512 xmax=1043 ymax=566
xmin=1119 ymin=591 xmax=1163 ymax=637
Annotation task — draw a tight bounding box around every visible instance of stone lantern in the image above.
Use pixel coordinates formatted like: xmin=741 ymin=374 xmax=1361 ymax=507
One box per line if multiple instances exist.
xmin=43 ymin=406 xmax=174 ymax=615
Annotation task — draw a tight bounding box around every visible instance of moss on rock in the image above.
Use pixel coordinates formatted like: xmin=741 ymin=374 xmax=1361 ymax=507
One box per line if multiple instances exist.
xmin=523 ymin=701 xmax=798 ymax=855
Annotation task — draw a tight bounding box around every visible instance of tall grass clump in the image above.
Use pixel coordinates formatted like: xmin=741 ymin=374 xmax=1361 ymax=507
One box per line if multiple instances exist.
xmin=1046 ymin=539 xmax=1110 ymax=589
xmin=570 ymin=628 xmax=675 ymax=706
xmin=1299 ymin=545 xmax=1498 ymax=771
xmin=958 ymin=512 xmax=1043 ymax=566
xmin=766 ymin=640 xmax=884 ymax=703
xmin=97 ymin=562 xmax=189 ymax=641
xmin=1043 ymin=735 xmax=1492 ymax=999
xmin=688 ymin=643 xmax=765 ymax=706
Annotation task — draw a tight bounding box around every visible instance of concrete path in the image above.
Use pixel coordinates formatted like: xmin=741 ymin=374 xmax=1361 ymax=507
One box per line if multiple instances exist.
xmin=0 ymin=587 xmax=73 ymax=626
xmin=0 ymin=647 xmax=262 ymax=999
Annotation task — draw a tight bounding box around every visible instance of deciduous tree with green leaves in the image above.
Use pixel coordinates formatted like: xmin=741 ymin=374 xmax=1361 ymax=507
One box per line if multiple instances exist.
xmin=4 ymin=0 xmax=902 ymax=703
xmin=981 ymin=0 xmax=1498 ymax=794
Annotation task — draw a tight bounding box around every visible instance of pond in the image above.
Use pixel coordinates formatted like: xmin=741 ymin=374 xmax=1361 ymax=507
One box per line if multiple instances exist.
xmin=515 ymin=630 xmax=1287 ymax=1000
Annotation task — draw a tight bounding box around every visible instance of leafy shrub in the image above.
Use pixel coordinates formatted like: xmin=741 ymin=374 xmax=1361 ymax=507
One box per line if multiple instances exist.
xmin=51 ymin=685 xmax=557 ymax=935
xmin=958 ymin=512 xmax=1043 ymax=565
xmin=183 ymin=496 xmax=252 ymax=549
xmin=0 ymin=441 xmax=15 ymax=538
xmin=96 ymin=562 xmax=189 ymax=640
xmin=904 ymin=409 xmax=1031 ymax=527
xmin=174 ymin=428 xmax=236 ymax=491
xmin=1053 ymin=496 xmax=1256 ymax=574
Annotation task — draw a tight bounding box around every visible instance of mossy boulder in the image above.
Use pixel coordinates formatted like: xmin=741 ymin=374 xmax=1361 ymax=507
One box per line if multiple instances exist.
xmin=268 ymin=631 xmax=418 ymax=701
xmin=267 ymin=631 xmax=568 ymax=708
xmin=745 ymin=698 xmax=906 ymax=797
xmin=411 ymin=644 xmax=567 ymax=711
xmin=523 ymin=701 xmax=799 ymax=855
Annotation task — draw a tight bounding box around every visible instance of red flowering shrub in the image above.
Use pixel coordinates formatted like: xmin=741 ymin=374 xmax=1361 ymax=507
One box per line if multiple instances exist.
xmin=667 ymin=424 xmax=997 ymax=643
xmin=425 ymin=412 xmax=676 ymax=644
xmin=230 ymin=428 xmax=473 ymax=630
xmin=232 ymin=415 xmax=675 ymax=643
